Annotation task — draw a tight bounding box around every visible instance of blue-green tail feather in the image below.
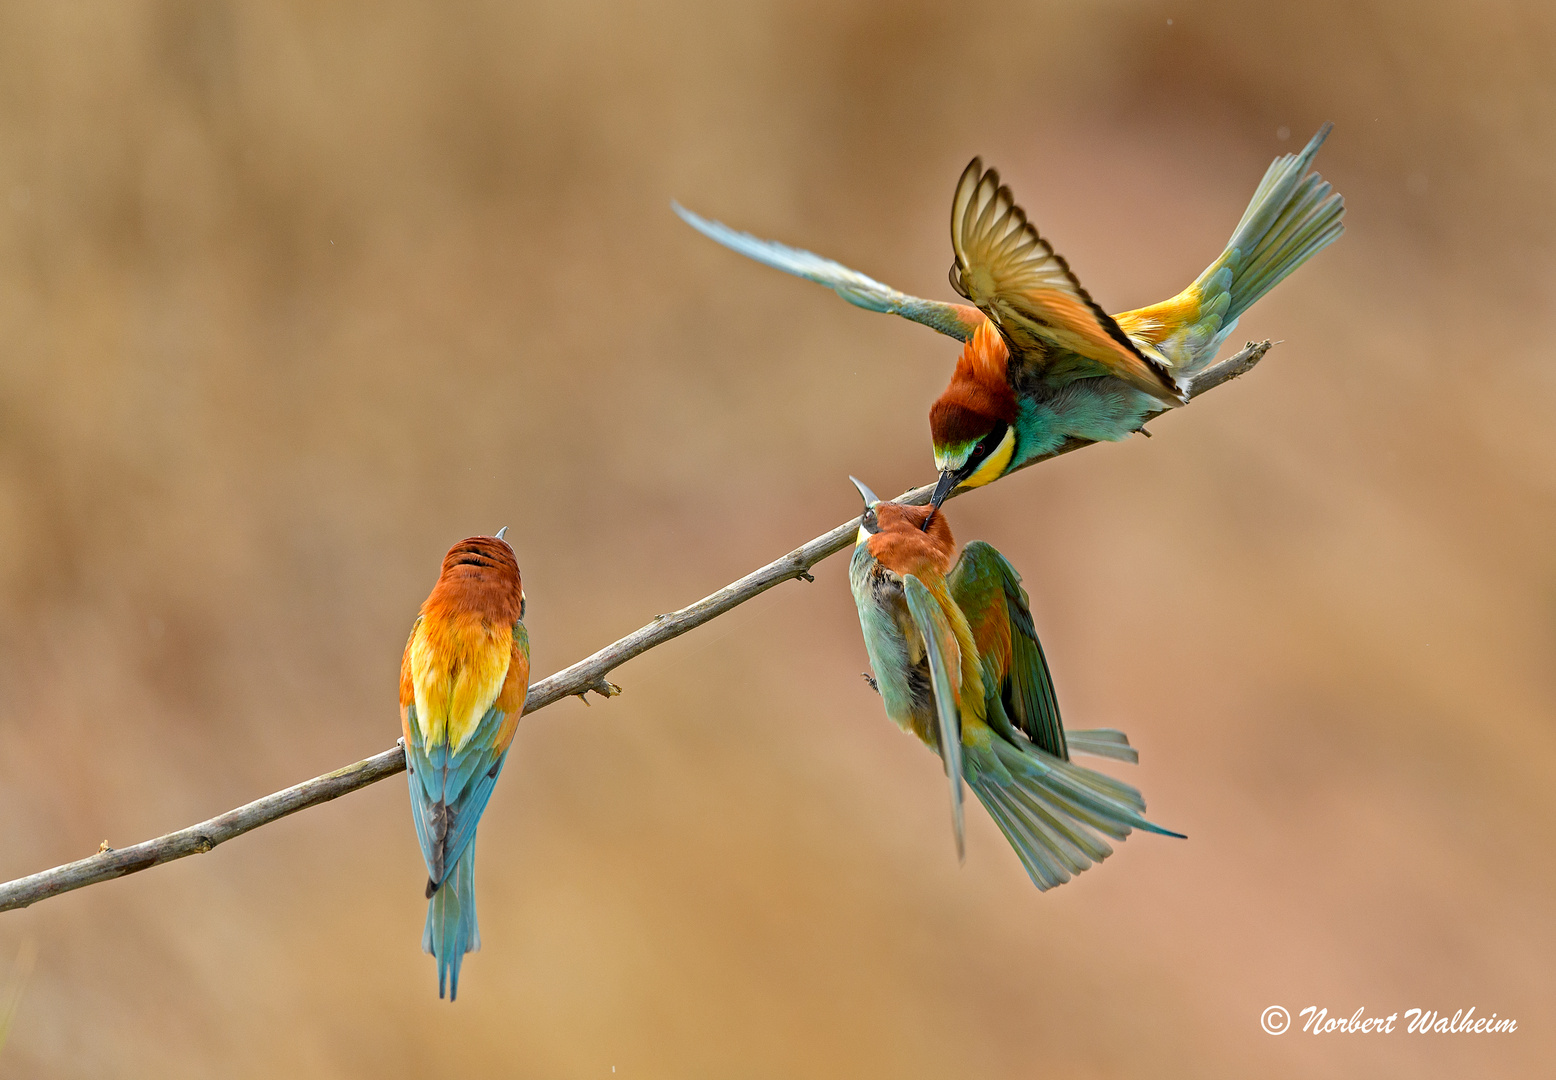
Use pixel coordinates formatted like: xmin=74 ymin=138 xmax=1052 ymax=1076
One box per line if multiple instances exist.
xmin=1186 ymin=124 xmax=1345 ymax=369
xmin=424 ymin=842 xmax=480 ymax=1001
xmin=970 ymin=737 xmax=1183 ymax=891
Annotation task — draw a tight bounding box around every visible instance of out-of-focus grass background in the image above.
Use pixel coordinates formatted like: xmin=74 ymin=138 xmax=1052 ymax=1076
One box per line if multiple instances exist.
xmin=0 ymin=1 xmax=1551 ymax=1076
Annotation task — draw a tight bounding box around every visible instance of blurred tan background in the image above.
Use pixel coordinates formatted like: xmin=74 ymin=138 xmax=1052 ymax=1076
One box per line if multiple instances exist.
xmin=0 ymin=1 xmax=1552 ymax=1076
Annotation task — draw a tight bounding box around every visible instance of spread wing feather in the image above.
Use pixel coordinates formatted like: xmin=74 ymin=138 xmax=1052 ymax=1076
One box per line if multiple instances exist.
xmin=949 ymin=159 xmax=1184 ymax=403
xmin=673 ymin=201 xmax=985 ymax=342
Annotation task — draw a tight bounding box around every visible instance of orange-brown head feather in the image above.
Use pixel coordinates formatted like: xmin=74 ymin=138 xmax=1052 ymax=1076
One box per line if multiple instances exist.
xmin=421 ymin=535 xmax=525 ymax=627
xmin=866 ymin=503 xmax=956 ymax=580
xmin=929 ymin=320 xmax=1017 ymax=450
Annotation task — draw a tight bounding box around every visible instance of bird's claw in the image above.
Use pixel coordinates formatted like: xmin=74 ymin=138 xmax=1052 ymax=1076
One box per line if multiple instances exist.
xmin=861 ymin=672 xmax=879 ymax=694
xmin=797 ymin=569 xmax=815 ymax=583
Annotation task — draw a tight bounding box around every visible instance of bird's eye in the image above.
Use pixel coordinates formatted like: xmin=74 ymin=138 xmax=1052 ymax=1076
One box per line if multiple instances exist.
xmin=971 ymin=420 xmax=1009 ymax=465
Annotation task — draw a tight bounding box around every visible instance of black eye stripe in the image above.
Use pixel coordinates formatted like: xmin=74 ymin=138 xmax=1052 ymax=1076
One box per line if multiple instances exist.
xmin=966 ymin=420 xmax=1010 ymax=469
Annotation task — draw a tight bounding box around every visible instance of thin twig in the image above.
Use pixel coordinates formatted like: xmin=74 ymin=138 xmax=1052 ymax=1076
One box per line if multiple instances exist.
xmin=1185 ymin=339 xmax=1274 ymax=399
xmin=0 ymin=342 xmax=1273 ymax=913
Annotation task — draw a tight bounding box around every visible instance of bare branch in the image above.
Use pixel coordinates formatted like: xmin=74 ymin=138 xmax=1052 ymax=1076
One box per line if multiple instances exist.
xmin=0 ymin=749 xmax=407 ymax=911
xmin=0 ymin=341 xmax=1274 ymax=913
xmin=1185 ymin=339 xmax=1275 ymax=400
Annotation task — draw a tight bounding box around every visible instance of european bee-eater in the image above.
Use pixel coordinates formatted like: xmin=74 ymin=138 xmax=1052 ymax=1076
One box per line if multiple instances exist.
xmin=400 ymin=531 xmax=528 ymax=1000
xmin=847 ymin=479 xmax=1181 ymax=888
xmin=677 ymin=127 xmax=1345 ymax=507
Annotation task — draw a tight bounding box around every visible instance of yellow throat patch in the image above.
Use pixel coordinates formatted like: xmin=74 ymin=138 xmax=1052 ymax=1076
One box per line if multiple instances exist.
xmin=961 ymin=426 xmax=1016 ymax=490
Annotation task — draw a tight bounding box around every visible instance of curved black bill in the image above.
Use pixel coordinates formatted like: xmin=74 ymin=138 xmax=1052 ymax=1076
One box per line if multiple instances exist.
xmin=929 ymin=469 xmax=961 ymax=509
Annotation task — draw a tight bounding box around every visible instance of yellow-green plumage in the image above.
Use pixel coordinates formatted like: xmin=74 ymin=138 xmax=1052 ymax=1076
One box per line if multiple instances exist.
xmin=847 ymin=481 xmax=1181 ymax=889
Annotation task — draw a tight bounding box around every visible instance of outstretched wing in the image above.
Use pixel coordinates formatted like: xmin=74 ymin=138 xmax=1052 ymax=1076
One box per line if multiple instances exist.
xmin=673 ymin=202 xmax=985 ymax=342
xmin=949 ymin=541 xmax=1066 ymax=760
xmin=902 ymin=574 xmax=967 ymax=859
xmin=949 ymin=159 xmax=1184 ymax=403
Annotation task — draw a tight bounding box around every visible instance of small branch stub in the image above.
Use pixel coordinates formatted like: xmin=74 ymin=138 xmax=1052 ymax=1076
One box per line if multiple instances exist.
xmin=574 ymin=677 xmax=623 ymax=705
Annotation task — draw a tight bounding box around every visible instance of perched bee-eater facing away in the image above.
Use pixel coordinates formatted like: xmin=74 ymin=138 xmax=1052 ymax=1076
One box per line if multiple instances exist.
xmin=847 ymin=478 xmax=1181 ymax=888
xmin=677 ymin=127 xmax=1345 ymax=507
xmin=400 ymin=531 xmax=528 ymax=1000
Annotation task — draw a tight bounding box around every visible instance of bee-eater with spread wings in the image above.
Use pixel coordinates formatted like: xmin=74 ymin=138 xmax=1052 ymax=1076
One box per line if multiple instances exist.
xmin=847 ymin=478 xmax=1181 ymax=887
xmin=400 ymin=531 xmax=528 ymax=1000
xmin=678 ymin=127 xmax=1344 ymax=507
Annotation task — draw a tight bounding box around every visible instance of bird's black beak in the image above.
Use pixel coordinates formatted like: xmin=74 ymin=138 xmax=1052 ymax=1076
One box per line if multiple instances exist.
xmin=929 ymin=468 xmax=962 ymax=510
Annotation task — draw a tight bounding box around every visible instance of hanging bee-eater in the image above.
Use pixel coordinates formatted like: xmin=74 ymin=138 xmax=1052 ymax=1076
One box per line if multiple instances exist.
xmin=847 ymin=478 xmax=1181 ymax=888
xmin=677 ymin=127 xmax=1345 ymax=507
xmin=400 ymin=530 xmax=528 ymax=1000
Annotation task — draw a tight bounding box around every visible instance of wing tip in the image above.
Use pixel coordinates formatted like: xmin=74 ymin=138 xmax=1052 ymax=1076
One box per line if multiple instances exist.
xmin=670 ymin=199 xmax=725 ymax=244
xmin=669 ymin=198 xmax=696 ymax=224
